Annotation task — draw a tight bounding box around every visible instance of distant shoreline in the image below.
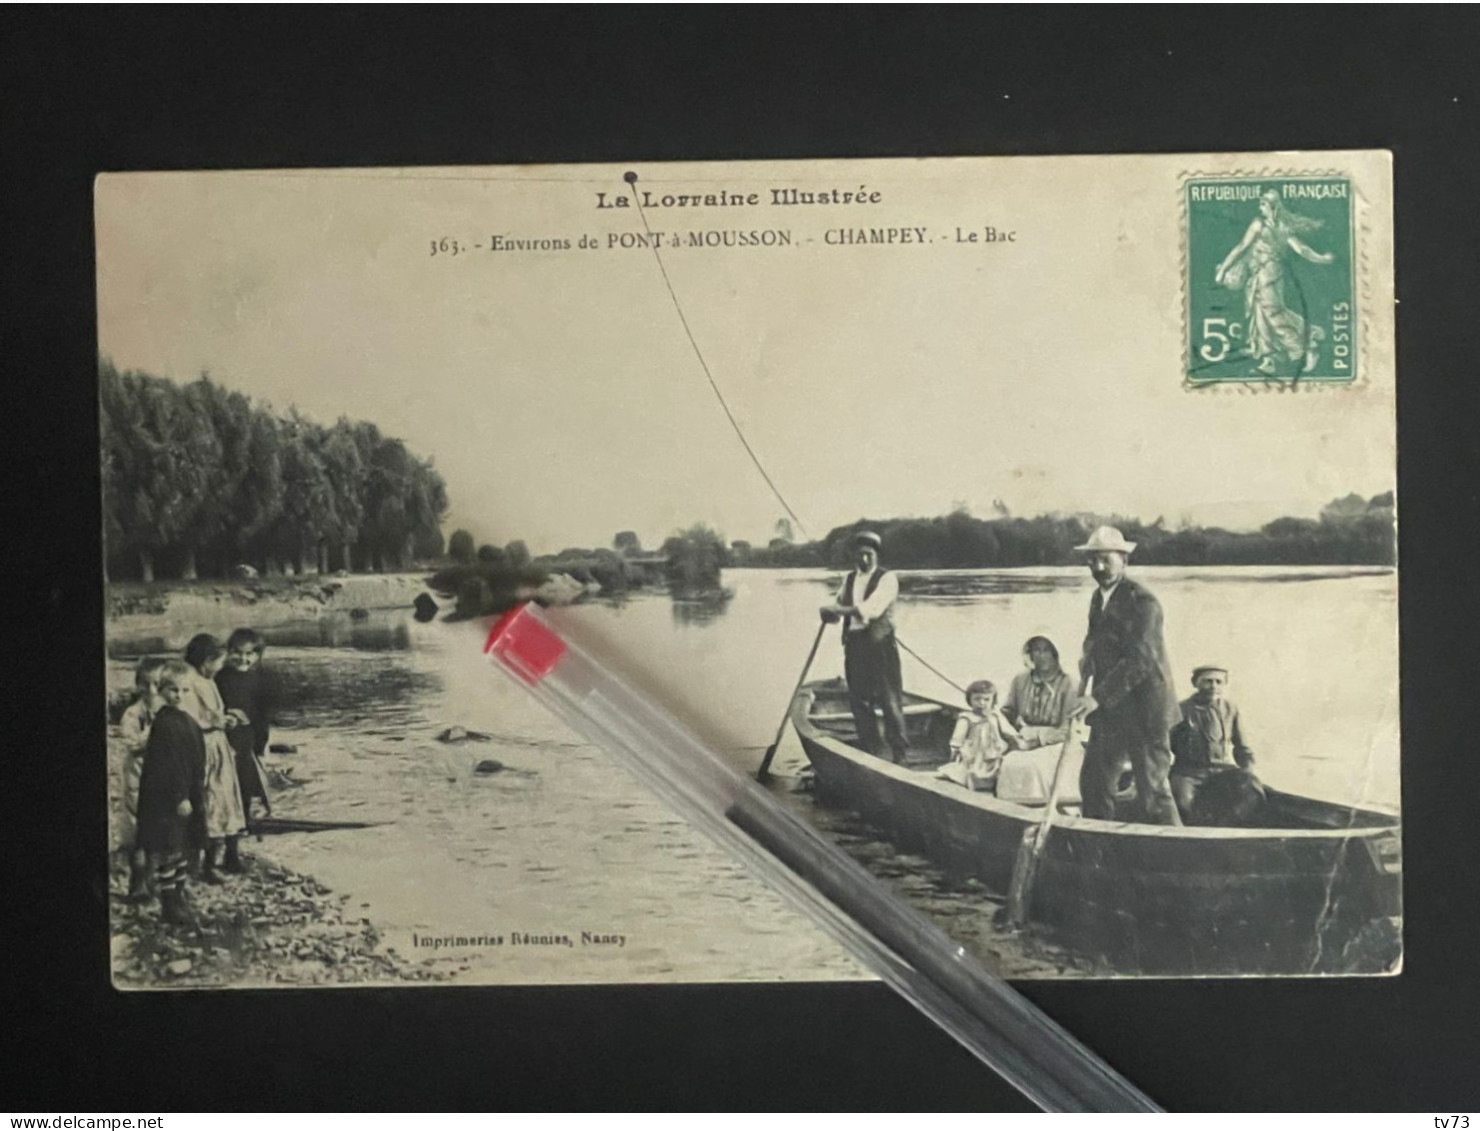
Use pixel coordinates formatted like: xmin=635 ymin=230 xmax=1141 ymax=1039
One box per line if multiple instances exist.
xmin=104 ymin=574 xmax=432 ymax=656
xmin=725 ymin=563 xmax=1396 ymax=575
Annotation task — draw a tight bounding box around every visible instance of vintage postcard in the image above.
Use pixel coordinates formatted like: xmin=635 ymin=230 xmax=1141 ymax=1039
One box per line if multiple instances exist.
xmin=97 ymin=152 xmax=1398 ymax=988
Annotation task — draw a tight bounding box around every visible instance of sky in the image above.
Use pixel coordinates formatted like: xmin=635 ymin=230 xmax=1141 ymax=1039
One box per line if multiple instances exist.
xmin=95 ymin=156 xmax=1396 ymax=555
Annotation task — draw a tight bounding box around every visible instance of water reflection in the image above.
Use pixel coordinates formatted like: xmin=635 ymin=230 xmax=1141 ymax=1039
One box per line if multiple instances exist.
xmin=897 ymin=572 xmax=1081 ymax=599
xmin=1184 ymin=567 xmax=1394 ymax=585
xmin=669 ymin=589 xmax=735 ymax=627
xmin=724 ymin=568 xmax=1078 ymax=620
xmin=107 ymin=610 xmax=413 ymax=659
xmin=261 ymin=617 xmax=412 ymax=651
xmin=106 ymin=635 xmax=182 ymax=659
xmin=272 ymin=655 xmax=438 ymax=730
xmin=738 ymin=566 xmax=1394 ymax=599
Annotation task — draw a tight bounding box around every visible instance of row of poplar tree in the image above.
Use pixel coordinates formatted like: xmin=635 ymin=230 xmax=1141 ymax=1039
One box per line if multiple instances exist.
xmin=100 ymin=361 xmax=448 ymax=582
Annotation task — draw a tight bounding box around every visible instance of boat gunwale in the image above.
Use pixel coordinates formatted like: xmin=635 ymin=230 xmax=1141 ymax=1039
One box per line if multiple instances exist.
xmin=793 ymin=685 xmax=1400 ymax=841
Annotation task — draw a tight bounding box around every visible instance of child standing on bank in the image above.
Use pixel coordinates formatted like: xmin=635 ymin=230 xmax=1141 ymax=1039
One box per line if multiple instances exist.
xmin=136 ymin=661 xmax=206 ymax=925
xmin=181 ymin=634 xmax=248 ymax=882
xmin=216 ymin=628 xmax=273 ymax=824
xmin=117 ymin=657 xmax=168 ymax=899
xmin=937 ymin=679 xmax=1026 ymax=793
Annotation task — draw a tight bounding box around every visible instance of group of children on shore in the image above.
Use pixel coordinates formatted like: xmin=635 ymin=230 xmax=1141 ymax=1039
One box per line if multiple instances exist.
xmin=116 ymin=629 xmax=274 ymax=925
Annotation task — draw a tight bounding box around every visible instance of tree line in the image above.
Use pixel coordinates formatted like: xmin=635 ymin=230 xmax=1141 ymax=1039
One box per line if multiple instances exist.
xmin=101 ymin=361 xmax=448 ymax=581
xmin=432 ymin=523 xmax=731 ymax=617
xmin=433 ymin=492 xmax=1394 ymax=619
xmin=732 ymin=495 xmax=1396 ymax=570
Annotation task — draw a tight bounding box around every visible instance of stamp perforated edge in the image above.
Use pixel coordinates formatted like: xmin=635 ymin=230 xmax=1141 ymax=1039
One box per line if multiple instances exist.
xmin=1178 ymin=167 xmax=1371 ymax=394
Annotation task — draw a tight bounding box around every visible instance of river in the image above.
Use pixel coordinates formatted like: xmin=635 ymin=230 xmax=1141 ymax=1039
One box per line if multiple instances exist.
xmin=106 ymin=565 xmax=1399 ymax=984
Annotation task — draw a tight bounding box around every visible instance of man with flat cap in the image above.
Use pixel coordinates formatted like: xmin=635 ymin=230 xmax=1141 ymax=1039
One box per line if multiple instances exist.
xmin=1069 ymin=526 xmax=1182 ymax=825
xmin=1169 ymin=664 xmax=1261 ymax=825
xmin=820 ymin=530 xmax=909 ymax=763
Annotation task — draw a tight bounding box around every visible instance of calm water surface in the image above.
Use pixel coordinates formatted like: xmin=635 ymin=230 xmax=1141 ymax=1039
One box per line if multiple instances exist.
xmin=107 ymin=566 xmax=1398 ymax=983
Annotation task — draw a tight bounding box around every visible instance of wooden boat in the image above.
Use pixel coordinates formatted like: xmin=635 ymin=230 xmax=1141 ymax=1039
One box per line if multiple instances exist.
xmin=792 ymin=680 xmax=1402 ymax=976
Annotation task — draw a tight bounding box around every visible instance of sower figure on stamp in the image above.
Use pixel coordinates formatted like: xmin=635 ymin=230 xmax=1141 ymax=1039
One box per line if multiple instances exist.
xmin=1214 ymin=189 xmax=1335 ymax=377
xmin=1070 ymin=527 xmax=1182 ymax=826
xmin=820 ymin=530 xmax=909 ymax=764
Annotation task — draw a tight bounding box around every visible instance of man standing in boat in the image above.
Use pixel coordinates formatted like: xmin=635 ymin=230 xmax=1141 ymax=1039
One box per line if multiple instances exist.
xmin=1070 ymin=526 xmax=1183 ymax=825
xmin=820 ymin=530 xmax=909 ymax=764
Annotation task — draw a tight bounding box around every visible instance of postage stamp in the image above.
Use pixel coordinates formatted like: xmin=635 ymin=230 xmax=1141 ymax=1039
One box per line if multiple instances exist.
xmin=1185 ymin=176 xmax=1356 ymax=385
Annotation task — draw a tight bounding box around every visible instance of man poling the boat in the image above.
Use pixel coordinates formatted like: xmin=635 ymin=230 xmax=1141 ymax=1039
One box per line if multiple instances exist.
xmin=1069 ymin=526 xmax=1183 ymax=826
xmin=819 ymin=530 xmax=909 ymax=764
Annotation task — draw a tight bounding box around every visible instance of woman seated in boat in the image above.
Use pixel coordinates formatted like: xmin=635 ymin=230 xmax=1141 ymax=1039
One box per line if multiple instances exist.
xmin=1001 ymin=636 xmax=1077 ymax=748
xmin=937 ymin=680 xmax=1026 ymax=792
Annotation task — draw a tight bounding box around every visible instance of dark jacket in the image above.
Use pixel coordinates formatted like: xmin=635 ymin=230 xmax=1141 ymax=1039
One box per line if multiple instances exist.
xmin=216 ymin=665 xmax=274 ymax=805
xmin=215 ymin=666 xmax=272 ymax=758
xmin=135 ymin=705 xmax=206 ymax=854
xmin=1081 ymin=576 xmax=1180 ymax=737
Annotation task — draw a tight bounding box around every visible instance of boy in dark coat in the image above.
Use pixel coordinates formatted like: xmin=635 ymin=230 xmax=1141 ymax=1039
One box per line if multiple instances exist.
xmin=136 ymin=661 xmax=206 ymax=925
xmin=215 ymin=628 xmax=273 ymax=832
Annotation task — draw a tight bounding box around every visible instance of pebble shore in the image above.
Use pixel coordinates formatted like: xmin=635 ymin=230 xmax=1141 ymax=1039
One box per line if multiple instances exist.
xmin=109 ymin=850 xmax=448 ymax=989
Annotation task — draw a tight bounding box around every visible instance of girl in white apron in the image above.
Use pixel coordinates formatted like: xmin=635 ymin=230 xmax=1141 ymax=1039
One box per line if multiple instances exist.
xmin=181 ymin=634 xmax=249 ymax=882
xmin=937 ymin=679 xmax=1026 ymax=792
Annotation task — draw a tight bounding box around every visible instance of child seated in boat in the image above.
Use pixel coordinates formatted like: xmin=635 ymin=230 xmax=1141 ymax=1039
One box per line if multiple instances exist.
xmin=1170 ymin=664 xmax=1265 ymax=826
xmin=937 ymin=680 xmax=1026 ymax=792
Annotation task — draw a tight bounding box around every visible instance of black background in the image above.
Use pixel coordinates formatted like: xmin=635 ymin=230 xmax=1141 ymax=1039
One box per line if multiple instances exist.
xmin=5 ymin=8 xmax=1478 ymax=1113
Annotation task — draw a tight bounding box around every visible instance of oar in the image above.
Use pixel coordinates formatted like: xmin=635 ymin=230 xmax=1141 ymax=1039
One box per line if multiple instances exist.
xmin=1005 ymin=676 xmax=1092 ymax=930
xmin=756 ymin=619 xmax=831 ymax=782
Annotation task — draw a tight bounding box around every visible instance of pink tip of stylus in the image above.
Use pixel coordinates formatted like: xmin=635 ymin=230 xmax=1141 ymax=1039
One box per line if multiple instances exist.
xmin=485 ymin=603 xmax=568 ymax=684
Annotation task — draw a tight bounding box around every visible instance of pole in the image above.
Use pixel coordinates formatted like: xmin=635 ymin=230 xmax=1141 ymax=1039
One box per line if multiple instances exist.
xmin=1006 ymin=676 xmax=1092 ymax=929
xmin=756 ymin=620 xmax=830 ymax=781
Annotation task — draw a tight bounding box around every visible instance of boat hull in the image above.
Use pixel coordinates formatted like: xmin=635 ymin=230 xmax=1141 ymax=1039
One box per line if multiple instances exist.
xmin=796 ymin=688 xmax=1401 ymax=976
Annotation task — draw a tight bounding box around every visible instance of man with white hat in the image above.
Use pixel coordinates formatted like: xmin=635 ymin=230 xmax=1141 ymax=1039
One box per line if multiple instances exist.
xmin=820 ymin=530 xmax=908 ymax=763
xmin=1069 ymin=526 xmax=1182 ymax=825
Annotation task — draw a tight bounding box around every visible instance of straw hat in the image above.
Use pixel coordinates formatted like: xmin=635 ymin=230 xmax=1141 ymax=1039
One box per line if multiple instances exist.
xmin=1073 ymin=525 xmax=1137 ymax=555
xmin=852 ymin=530 xmax=882 ymax=549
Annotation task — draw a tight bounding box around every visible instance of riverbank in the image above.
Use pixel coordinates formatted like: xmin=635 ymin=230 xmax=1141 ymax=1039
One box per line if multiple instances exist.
xmin=109 ymin=847 xmax=451 ymax=989
xmin=105 ymin=570 xmax=599 ymax=650
xmin=108 ymin=573 xmax=432 ymax=641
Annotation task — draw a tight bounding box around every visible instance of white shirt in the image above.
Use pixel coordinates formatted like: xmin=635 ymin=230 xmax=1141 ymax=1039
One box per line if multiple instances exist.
xmin=836 ymin=566 xmax=899 ymax=633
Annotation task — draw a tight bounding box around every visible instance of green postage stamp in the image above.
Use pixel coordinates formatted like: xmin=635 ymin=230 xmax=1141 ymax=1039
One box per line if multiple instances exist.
xmin=1185 ymin=176 xmax=1356 ymax=385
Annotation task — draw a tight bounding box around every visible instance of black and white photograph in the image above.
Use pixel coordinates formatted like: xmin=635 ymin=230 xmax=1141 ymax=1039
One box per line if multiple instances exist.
xmin=96 ymin=153 xmax=1399 ymax=992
